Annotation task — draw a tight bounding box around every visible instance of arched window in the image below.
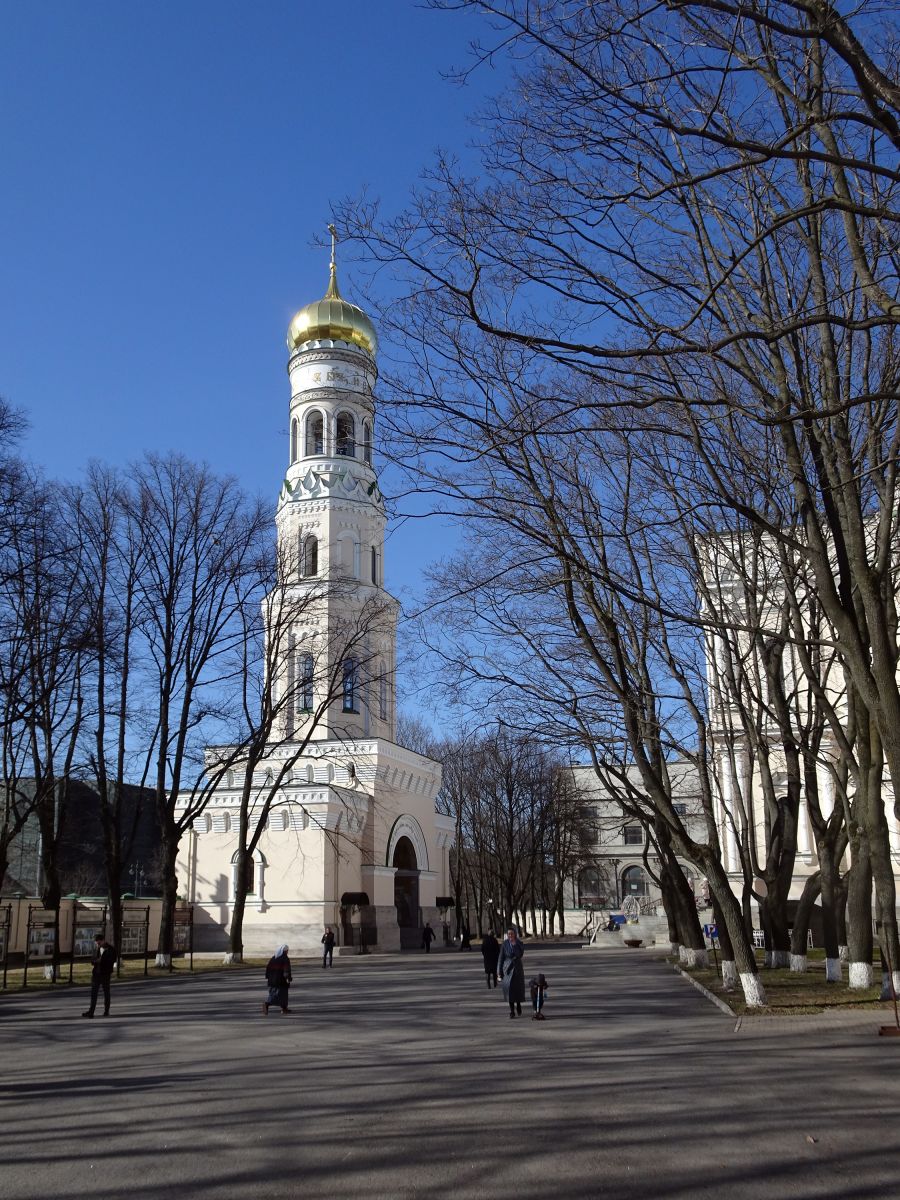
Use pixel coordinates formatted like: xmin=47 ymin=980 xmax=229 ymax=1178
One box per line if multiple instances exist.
xmin=578 ymin=868 xmax=602 ymax=905
xmin=378 ymin=662 xmax=388 ymax=721
xmin=305 ymin=411 xmax=324 ymax=456
xmin=621 ymin=865 xmax=649 ymax=898
xmin=336 ymin=411 xmax=355 ymax=457
xmin=230 ymin=849 xmax=265 ymax=901
xmin=290 ymin=418 xmax=299 ymax=463
xmin=302 ymin=535 xmax=318 ymax=577
xmin=342 ymin=658 xmax=357 ymax=713
xmin=306 ymin=764 xmax=314 ymax=783
xmin=363 ymin=423 xmax=372 ymax=465
xmin=371 ymin=545 xmax=378 ymax=584
xmin=299 ymin=653 xmax=314 ymax=711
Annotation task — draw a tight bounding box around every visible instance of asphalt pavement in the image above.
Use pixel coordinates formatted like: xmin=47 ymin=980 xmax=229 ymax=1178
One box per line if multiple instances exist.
xmin=2 ymin=946 xmax=899 ymax=1199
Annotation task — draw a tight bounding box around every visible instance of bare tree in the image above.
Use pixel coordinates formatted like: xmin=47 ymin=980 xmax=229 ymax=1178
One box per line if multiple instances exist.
xmin=72 ymin=463 xmax=150 ymax=954
xmin=123 ymin=453 xmax=269 ymax=967
xmin=335 ymin=0 xmax=900 ymax=1000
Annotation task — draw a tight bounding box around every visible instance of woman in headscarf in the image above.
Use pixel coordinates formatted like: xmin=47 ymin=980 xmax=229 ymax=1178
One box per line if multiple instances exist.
xmin=497 ymin=928 xmax=525 ymax=1017
xmin=263 ymin=943 xmax=292 ymax=1015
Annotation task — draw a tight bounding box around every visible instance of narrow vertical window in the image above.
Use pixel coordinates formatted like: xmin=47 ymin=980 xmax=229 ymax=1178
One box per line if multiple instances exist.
xmin=371 ymin=545 xmax=377 ymax=584
xmin=363 ymin=423 xmax=372 ymax=465
xmin=303 ymin=535 xmax=318 ymax=577
xmin=342 ymin=659 xmax=357 ymax=713
xmin=379 ymin=671 xmax=388 ymax=722
xmin=336 ymin=411 xmax=355 ymax=457
xmin=306 ymin=411 xmax=324 ymax=455
xmin=299 ymin=654 xmax=314 ymax=712
xmin=290 ymin=418 xmax=299 ymax=463
xmin=285 ymin=635 xmax=296 ymax=738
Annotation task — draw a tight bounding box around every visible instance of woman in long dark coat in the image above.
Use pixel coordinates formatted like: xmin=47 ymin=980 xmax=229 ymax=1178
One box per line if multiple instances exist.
xmin=481 ymin=932 xmax=501 ymax=989
xmin=497 ymin=928 xmax=525 ymax=1017
xmin=264 ymin=944 xmax=292 ymax=1015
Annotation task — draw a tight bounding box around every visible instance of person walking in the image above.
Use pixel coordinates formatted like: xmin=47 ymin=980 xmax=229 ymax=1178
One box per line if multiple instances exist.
xmin=497 ymin=927 xmax=525 ymax=1017
xmin=82 ymin=933 xmax=117 ymax=1018
xmin=263 ymin=944 xmax=292 ymax=1014
xmin=481 ymin=931 xmax=500 ymax=988
xmin=422 ymin=922 xmax=436 ymax=953
xmin=321 ymin=927 xmax=335 ymax=969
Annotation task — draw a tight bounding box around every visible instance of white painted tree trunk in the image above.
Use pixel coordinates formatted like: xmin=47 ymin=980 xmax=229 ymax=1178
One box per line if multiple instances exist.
xmin=222 ymin=952 xmax=242 ymax=964
xmin=42 ymin=965 xmax=56 ymax=981
xmin=839 ymin=944 xmax=849 ymax=961
xmin=789 ymin=953 xmax=807 ymax=973
xmin=824 ymin=957 xmax=842 ymax=982
xmin=155 ymin=952 xmax=172 ymax=968
xmin=679 ymin=946 xmax=709 ymax=969
xmin=740 ymin=972 xmax=767 ymax=1007
xmin=877 ymin=971 xmax=900 ymax=999
xmin=849 ymin=961 xmax=873 ymax=989
xmin=770 ymin=949 xmax=791 ymax=968
xmin=721 ymin=960 xmax=739 ymax=992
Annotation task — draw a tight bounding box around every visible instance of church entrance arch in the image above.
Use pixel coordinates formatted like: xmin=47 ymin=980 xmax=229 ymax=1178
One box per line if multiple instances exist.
xmin=392 ymin=836 xmax=420 ymax=932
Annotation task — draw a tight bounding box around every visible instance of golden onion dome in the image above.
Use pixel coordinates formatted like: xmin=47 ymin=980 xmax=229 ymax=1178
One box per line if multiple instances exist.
xmin=287 ymin=260 xmax=377 ymax=356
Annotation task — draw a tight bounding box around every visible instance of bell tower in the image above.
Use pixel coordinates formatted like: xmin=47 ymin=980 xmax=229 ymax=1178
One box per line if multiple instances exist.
xmin=276 ymin=228 xmax=397 ymax=742
xmin=177 ymin=236 xmax=452 ymax=957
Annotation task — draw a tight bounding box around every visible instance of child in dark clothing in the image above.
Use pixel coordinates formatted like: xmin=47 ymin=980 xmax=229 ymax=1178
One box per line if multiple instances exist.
xmin=529 ymin=972 xmax=549 ymax=1020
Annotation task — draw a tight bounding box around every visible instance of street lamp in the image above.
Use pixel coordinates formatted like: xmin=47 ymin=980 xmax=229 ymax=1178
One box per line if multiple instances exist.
xmin=130 ymin=862 xmax=146 ymax=899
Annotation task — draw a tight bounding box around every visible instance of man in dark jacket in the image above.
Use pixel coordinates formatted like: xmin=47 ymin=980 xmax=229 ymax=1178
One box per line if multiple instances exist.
xmin=321 ymin=927 xmax=335 ymax=968
xmin=422 ymin=922 xmax=436 ymax=952
xmin=481 ymin=932 xmax=500 ymax=987
xmin=82 ymin=934 xmax=117 ymax=1018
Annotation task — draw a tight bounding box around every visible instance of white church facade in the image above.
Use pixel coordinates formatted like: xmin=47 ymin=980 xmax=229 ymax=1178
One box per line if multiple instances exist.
xmin=176 ymin=241 xmax=454 ymax=954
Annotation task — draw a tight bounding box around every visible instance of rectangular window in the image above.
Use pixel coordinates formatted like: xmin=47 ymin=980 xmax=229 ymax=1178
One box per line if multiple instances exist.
xmin=379 ymin=675 xmax=388 ymax=721
xmin=342 ymin=659 xmax=357 ymax=713
xmin=623 ymin=825 xmax=643 ymax=846
xmin=298 ymin=654 xmax=314 ymax=712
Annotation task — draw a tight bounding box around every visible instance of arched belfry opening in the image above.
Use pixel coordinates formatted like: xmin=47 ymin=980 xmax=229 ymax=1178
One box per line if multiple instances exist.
xmin=393 ymin=835 xmax=420 ymax=936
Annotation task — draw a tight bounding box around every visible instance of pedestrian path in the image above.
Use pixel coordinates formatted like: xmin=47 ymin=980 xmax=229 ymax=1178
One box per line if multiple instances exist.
xmin=4 ymin=946 xmax=899 ymax=1199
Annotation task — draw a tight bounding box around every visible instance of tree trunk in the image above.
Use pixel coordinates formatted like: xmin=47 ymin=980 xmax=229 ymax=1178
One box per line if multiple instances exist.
xmin=760 ymin=892 xmax=791 ymax=969
xmin=711 ymin=894 xmax=738 ymax=992
xmin=789 ymin=872 xmax=821 ymax=973
xmin=846 ymin=838 xmax=873 ymax=989
xmin=819 ymin=854 xmax=843 ymax=982
xmin=154 ymin=830 xmax=179 ymax=968
xmin=705 ymin=858 xmax=766 ymax=1006
xmin=667 ymin=859 xmax=707 ymax=967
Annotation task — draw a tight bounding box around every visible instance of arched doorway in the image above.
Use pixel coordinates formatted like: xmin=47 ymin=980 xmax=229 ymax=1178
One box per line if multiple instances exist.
xmin=393 ymin=836 xmax=420 ymax=935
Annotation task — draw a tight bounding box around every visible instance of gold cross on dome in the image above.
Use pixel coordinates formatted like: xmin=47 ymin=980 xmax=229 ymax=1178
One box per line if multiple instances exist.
xmin=328 ymin=223 xmax=338 ymax=270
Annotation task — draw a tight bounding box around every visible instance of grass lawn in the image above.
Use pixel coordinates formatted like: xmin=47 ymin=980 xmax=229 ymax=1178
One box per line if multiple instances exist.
xmin=679 ymin=953 xmax=897 ymax=1016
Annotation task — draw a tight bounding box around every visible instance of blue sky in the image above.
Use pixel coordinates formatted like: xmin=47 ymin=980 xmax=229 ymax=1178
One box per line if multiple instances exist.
xmin=0 ymin=1 xmax=498 ymax=651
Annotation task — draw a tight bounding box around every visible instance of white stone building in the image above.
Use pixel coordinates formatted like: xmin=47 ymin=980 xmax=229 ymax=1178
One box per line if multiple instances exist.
xmin=177 ymin=245 xmax=454 ymax=954
xmin=567 ymin=762 xmax=709 ymax=919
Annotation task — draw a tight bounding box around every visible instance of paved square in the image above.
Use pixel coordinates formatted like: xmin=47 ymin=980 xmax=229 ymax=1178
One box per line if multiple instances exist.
xmin=3 ymin=947 xmax=900 ymax=1198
